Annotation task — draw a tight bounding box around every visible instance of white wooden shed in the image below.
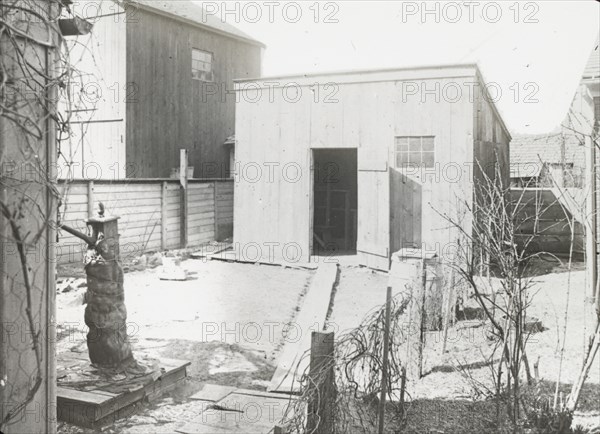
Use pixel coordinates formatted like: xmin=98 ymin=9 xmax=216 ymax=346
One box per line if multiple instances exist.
xmin=233 ymin=64 xmax=511 ymax=270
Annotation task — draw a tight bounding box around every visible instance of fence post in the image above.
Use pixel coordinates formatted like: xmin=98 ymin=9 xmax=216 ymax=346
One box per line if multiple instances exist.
xmin=180 ymin=150 xmax=188 ymax=248
xmin=307 ymin=331 xmax=335 ymax=434
xmin=161 ymin=181 xmax=168 ymax=250
xmin=442 ymin=265 xmax=456 ymax=353
xmin=378 ymin=286 xmax=392 ymax=434
xmin=213 ymin=181 xmax=219 ymax=241
xmin=87 ymin=180 xmax=94 ymax=218
xmin=418 ymin=261 xmax=427 ymax=379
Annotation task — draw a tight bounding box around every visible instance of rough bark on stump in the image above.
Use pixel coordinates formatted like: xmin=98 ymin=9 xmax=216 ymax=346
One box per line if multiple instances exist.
xmin=85 ymin=259 xmax=132 ymax=367
xmin=84 ymin=216 xmax=134 ymax=369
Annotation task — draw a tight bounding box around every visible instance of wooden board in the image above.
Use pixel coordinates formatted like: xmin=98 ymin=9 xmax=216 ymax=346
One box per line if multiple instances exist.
xmin=57 ymin=358 xmax=190 ymax=428
xmin=269 ymin=263 xmax=338 ymax=393
xmin=190 ymin=243 xmax=232 ymax=259
xmin=203 ymin=248 xmax=319 ymax=270
xmin=176 ymin=388 xmax=297 ymax=434
xmin=190 ymin=384 xmax=236 ymax=402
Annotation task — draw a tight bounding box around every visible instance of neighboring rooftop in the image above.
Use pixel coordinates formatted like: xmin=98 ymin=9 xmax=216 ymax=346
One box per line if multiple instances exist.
xmin=129 ymin=0 xmax=264 ymax=47
xmin=510 ymin=132 xmax=585 ymax=178
xmin=511 ymin=133 xmax=564 ymax=166
xmin=582 ymin=35 xmax=600 ymax=80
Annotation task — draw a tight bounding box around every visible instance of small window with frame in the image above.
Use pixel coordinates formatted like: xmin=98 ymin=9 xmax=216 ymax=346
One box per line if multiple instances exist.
xmin=394 ymin=136 xmax=435 ymax=168
xmin=192 ymin=48 xmax=213 ymax=82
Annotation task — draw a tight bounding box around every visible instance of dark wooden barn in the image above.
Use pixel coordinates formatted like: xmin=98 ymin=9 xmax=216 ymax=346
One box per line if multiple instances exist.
xmin=126 ymin=0 xmax=264 ymax=178
xmin=61 ymin=0 xmax=263 ymax=179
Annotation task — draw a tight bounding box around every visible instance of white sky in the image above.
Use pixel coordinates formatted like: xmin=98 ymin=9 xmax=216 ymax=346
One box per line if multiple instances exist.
xmin=197 ymin=1 xmax=600 ymax=135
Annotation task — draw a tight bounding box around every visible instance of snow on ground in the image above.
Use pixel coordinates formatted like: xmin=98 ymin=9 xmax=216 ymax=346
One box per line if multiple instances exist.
xmin=57 ymin=259 xmax=314 ymax=434
xmin=328 ymin=262 xmax=600 ymax=431
xmin=57 ymin=259 xmax=314 ymax=361
xmin=57 ymin=258 xmax=600 ymax=432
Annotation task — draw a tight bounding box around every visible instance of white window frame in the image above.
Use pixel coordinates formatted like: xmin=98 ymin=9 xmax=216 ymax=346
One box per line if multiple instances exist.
xmin=192 ymin=48 xmax=214 ymax=82
xmin=394 ymin=136 xmax=435 ymax=169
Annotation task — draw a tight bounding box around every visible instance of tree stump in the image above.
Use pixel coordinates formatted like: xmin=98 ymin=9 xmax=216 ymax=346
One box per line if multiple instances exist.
xmin=84 ymin=215 xmax=134 ymax=369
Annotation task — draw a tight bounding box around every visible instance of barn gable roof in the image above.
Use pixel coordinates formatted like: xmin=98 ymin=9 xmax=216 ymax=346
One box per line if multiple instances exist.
xmin=128 ymin=0 xmax=264 ymax=47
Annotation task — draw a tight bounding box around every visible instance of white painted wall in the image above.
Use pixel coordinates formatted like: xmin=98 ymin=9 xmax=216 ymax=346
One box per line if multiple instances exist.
xmin=59 ymin=0 xmax=127 ymax=180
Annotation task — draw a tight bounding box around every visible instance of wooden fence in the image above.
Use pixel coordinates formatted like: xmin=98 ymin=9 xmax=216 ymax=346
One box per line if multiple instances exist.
xmin=511 ymin=188 xmax=585 ymax=256
xmin=56 ymin=179 xmax=233 ymax=263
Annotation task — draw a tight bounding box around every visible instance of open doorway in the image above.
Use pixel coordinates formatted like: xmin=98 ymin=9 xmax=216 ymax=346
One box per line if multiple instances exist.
xmin=312 ymin=149 xmax=358 ymax=255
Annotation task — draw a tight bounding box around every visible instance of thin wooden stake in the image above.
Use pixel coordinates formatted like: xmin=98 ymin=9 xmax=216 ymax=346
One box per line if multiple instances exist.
xmin=399 ymin=366 xmax=406 ymax=408
xmin=87 ymin=180 xmax=94 ymax=218
xmin=378 ymin=286 xmax=393 ymax=434
xmin=442 ymin=266 xmax=456 ymax=353
xmin=418 ymin=262 xmax=427 ymax=379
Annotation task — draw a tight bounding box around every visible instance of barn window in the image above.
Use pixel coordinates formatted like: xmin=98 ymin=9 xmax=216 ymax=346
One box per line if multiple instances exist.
xmin=192 ymin=49 xmax=213 ymax=81
xmin=394 ymin=136 xmax=435 ymax=168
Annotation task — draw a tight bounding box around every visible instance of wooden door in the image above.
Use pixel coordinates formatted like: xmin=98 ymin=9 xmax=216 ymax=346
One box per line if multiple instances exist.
xmin=389 ymin=168 xmax=422 ymax=255
xmin=357 ymin=146 xmax=390 ymax=270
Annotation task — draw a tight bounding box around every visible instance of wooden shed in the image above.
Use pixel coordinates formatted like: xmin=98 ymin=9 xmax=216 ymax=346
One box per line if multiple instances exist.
xmin=233 ymin=64 xmax=511 ymax=270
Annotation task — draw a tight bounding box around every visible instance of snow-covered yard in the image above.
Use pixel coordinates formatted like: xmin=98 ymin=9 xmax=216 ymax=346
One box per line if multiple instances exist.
xmin=56 ymin=257 xmax=599 ymax=433
xmin=56 ymin=258 xmax=314 ymax=434
xmin=327 ymin=261 xmax=600 ymax=432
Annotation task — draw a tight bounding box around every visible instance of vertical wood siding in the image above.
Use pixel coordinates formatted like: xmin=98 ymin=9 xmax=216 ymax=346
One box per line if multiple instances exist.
xmin=126 ymin=9 xmax=262 ymax=178
xmin=234 ymin=67 xmax=500 ymax=267
xmin=60 ymin=1 xmax=127 ymax=179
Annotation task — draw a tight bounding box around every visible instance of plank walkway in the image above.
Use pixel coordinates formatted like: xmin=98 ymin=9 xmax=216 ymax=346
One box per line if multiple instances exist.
xmin=268 ymin=263 xmax=338 ymax=393
xmin=177 ymin=387 xmax=298 ymax=434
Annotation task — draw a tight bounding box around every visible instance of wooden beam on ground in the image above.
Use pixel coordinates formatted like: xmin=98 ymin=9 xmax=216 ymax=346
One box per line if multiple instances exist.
xmin=269 ymin=263 xmax=338 ymax=393
xmin=201 ymin=247 xmax=319 ymax=270
xmin=176 ymin=389 xmax=297 ymax=434
xmin=189 ymin=384 xmax=236 ymax=402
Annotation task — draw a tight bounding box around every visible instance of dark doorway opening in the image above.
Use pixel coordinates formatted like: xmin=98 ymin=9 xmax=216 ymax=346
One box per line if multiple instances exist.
xmin=312 ymin=149 xmax=358 ymax=255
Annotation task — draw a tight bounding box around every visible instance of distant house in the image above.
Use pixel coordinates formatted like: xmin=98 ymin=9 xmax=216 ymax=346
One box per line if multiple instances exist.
xmin=509 ymin=36 xmax=598 ymax=257
xmin=582 ymin=36 xmax=600 ymax=130
xmin=510 ymin=133 xmax=584 ymax=188
xmin=60 ymin=0 xmax=263 ymax=180
xmin=510 ymin=36 xmax=599 ymax=188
